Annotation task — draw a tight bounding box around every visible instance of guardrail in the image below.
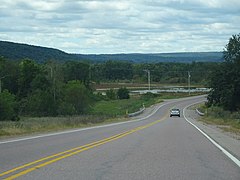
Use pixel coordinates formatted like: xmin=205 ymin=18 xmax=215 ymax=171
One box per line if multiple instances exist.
xmin=196 ymin=108 xmax=205 ymax=116
xmin=128 ymin=107 xmax=145 ymax=117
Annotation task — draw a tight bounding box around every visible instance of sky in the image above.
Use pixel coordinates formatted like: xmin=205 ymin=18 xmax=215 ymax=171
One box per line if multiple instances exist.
xmin=0 ymin=0 xmax=239 ymax=54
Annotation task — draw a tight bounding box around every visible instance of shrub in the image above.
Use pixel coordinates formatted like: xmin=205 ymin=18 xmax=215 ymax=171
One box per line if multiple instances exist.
xmin=117 ymin=87 xmax=129 ymax=99
xmin=0 ymin=90 xmax=18 ymax=121
xmin=63 ymin=81 xmax=92 ymax=114
xmin=58 ymin=101 xmax=76 ymax=115
xmin=140 ymin=92 xmax=158 ymax=100
xmin=106 ymin=89 xmax=116 ymax=100
xmin=24 ymin=90 xmax=56 ymax=116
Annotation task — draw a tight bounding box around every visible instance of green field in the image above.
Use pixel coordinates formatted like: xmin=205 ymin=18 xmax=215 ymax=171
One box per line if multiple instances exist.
xmin=89 ymin=95 xmax=162 ymax=116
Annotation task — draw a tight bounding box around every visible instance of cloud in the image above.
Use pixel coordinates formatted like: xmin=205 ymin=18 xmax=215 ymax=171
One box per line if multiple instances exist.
xmin=0 ymin=0 xmax=239 ymax=54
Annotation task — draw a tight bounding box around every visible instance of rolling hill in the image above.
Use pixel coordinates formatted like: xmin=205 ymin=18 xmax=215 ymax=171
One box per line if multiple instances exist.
xmin=0 ymin=40 xmax=223 ymax=63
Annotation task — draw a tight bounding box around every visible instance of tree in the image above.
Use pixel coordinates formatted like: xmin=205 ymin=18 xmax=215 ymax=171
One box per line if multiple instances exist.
xmin=0 ymin=57 xmax=19 ymax=94
xmin=61 ymin=81 xmax=92 ymax=114
xmin=24 ymin=89 xmax=56 ymax=116
xmin=18 ymin=59 xmax=40 ymax=98
xmin=223 ymin=34 xmax=240 ymax=64
xmin=117 ymin=87 xmax=130 ymax=99
xmin=44 ymin=60 xmax=65 ymax=104
xmin=63 ymin=61 xmax=90 ymax=87
xmin=0 ymin=90 xmax=18 ymax=121
xmin=208 ymin=34 xmax=240 ymax=111
xmin=104 ymin=61 xmax=133 ymax=80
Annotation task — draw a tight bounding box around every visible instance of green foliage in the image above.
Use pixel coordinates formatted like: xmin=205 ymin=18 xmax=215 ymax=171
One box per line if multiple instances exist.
xmin=199 ymin=105 xmax=240 ymax=134
xmin=63 ymin=61 xmax=90 ymax=87
xmin=106 ymin=89 xmax=116 ymax=100
xmin=90 ymin=98 xmax=140 ymax=116
xmin=58 ymin=101 xmax=76 ymax=115
xmin=0 ymin=41 xmax=79 ymax=63
xmin=140 ymin=92 xmax=158 ymax=100
xmin=90 ymin=94 xmax=162 ymax=117
xmin=0 ymin=115 xmax=107 ymax=136
xmin=117 ymin=87 xmax=130 ymax=99
xmin=0 ymin=51 xmax=224 ymax=120
xmin=31 ymin=73 xmax=51 ymax=91
xmin=0 ymin=90 xmax=18 ymax=121
xmin=0 ymin=57 xmax=19 ymax=94
xmin=208 ymin=34 xmax=240 ymax=111
xmin=62 ymin=81 xmax=92 ymax=114
xmin=223 ymin=34 xmax=240 ymax=64
xmin=24 ymin=90 xmax=56 ymax=116
xmin=18 ymin=59 xmax=41 ymax=97
xmin=0 ymin=41 xmax=223 ymax=63
xmin=89 ymin=60 xmax=218 ymax=85
xmin=104 ymin=61 xmax=133 ymax=80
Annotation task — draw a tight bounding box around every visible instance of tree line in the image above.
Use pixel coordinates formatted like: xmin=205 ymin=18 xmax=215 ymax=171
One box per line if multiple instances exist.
xmin=1 ymin=44 xmax=231 ymax=120
xmin=207 ymin=34 xmax=240 ymax=111
xmin=91 ymin=60 xmax=219 ymax=85
xmin=0 ymin=59 xmax=92 ymax=120
xmin=0 ymin=41 xmax=223 ymax=63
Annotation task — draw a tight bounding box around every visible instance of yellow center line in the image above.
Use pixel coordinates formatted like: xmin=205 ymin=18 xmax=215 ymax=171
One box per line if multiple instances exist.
xmin=0 ymin=130 xmax=130 ymax=177
xmin=2 ymin=111 xmax=169 ymax=180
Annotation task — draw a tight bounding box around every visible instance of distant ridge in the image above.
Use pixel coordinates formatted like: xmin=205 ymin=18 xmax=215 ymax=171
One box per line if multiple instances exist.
xmin=0 ymin=40 xmax=224 ymax=63
xmin=0 ymin=40 xmax=79 ymax=63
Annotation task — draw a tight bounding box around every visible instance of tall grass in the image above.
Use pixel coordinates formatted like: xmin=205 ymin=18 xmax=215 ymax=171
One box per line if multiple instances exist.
xmin=0 ymin=115 xmax=108 ymax=137
xmin=0 ymin=92 xmax=201 ymax=137
xmin=199 ymin=105 xmax=240 ymax=134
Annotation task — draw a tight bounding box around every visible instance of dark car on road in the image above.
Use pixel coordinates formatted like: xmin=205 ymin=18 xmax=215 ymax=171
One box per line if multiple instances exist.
xmin=170 ymin=108 xmax=180 ymax=117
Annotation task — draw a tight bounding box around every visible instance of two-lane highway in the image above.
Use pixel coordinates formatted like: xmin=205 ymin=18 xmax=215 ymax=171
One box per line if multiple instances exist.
xmin=0 ymin=96 xmax=239 ymax=179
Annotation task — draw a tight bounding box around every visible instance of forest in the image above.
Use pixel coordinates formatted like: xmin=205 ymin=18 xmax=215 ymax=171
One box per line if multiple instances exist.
xmin=0 ymin=57 xmax=218 ymax=120
xmin=0 ymin=33 xmax=239 ymax=121
xmin=0 ymin=40 xmax=223 ymax=63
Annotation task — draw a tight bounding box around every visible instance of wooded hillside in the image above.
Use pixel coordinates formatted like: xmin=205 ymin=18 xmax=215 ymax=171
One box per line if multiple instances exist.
xmin=0 ymin=40 xmax=223 ymax=63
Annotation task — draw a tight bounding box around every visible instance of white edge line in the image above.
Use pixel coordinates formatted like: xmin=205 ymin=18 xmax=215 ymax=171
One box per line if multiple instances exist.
xmin=183 ymin=101 xmax=240 ymax=168
xmin=0 ymin=95 xmax=205 ymax=145
xmin=0 ymin=100 xmax=173 ymax=145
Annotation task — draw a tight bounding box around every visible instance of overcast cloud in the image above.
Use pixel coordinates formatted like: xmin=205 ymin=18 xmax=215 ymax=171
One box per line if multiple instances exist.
xmin=0 ymin=0 xmax=239 ymax=54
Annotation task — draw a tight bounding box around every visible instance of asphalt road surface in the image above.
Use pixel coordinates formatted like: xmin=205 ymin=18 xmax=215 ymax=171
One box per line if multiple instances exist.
xmin=0 ymin=96 xmax=239 ymax=180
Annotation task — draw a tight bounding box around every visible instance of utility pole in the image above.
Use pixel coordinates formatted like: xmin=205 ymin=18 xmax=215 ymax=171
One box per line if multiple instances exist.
xmin=144 ymin=70 xmax=151 ymax=91
xmin=188 ymin=71 xmax=191 ymax=95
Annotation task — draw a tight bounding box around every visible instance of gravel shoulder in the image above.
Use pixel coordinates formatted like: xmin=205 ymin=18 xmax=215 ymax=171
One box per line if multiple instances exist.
xmin=185 ymin=107 xmax=240 ymax=160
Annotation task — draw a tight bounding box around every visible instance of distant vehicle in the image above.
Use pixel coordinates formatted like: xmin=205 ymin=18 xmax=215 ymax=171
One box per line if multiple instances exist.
xmin=170 ymin=109 xmax=180 ymax=117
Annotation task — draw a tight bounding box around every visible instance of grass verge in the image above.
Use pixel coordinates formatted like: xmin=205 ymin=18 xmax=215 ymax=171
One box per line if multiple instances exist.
xmin=0 ymin=115 xmax=109 ymax=138
xmin=197 ymin=104 xmax=240 ymax=135
xmin=0 ymin=92 xmax=204 ymax=138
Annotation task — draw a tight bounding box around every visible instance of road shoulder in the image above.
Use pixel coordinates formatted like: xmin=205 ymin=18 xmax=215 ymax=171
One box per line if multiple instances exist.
xmin=185 ymin=107 xmax=240 ymax=161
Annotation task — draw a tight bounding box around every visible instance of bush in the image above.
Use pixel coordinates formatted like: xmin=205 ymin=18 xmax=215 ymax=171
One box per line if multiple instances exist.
xmin=0 ymin=90 xmax=18 ymax=121
xmin=24 ymin=90 xmax=57 ymax=116
xmin=58 ymin=101 xmax=76 ymax=115
xmin=117 ymin=87 xmax=129 ymax=99
xmin=140 ymin=92 xmax=158 ymax=100
xmin=106 ymin=89 xmax=116 ymax=100
xmin=63 ymin=81 xmax=92 ymax=114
